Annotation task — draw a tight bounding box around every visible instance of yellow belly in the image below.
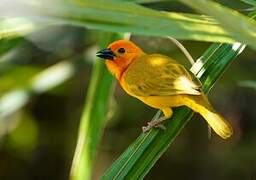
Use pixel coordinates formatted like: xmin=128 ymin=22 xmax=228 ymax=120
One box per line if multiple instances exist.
xmin=120 ymin=76 xmax=189 ymax=109
xmin=138 ymin=95 xmax=188 ymax=109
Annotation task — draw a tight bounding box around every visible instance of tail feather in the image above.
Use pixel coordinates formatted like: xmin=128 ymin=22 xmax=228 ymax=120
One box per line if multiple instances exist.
xmin=200 ymin=109 xmax=233 ymax=139
xmin=183 ymin=95 xmax=233 ymax=139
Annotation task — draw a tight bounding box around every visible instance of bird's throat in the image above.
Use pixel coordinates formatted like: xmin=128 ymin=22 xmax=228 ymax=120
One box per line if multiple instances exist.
xmin=105 ymin=53 xmax=145 ymax=80
xmin=105 ymin=60 xmax=129 ymax=80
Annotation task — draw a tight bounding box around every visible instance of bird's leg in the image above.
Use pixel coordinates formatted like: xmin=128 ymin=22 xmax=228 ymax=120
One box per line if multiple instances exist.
xmin=142 ymin=108 xmax=173 ymax=133
xmin=142 ymin=116 xmax=169 ymax=132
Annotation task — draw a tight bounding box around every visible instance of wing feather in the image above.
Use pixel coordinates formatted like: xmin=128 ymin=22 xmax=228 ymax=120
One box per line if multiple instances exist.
xmin=123 ymin=54 xmax=201 ymax=97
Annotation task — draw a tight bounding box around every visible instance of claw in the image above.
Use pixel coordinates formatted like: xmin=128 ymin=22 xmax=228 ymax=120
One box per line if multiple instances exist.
xmin=142 ymin=112 xmax=171 ymax=133
xmin=142 ymin=121 xmax=166 ymax=133
xmin=142 ymin=126 xmax=150 ymax=133
xmin=156 ymin=124 xmax=166 ymax=130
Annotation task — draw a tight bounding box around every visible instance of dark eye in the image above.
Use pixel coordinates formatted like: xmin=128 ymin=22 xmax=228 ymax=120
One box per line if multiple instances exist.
xmin=117 ymin=48 xmax=125 ymax=54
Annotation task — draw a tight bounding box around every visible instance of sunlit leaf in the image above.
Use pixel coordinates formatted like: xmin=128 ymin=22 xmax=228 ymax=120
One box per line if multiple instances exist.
xmin=0 ymin=18 xmax=37 ymax=39
xmin=179 ymin=0 xmax=256 ymax=49
xmin=1 ymin=0 xmax=235 ymax=43
xmin=241 ymin=0 xmax=256 ymax=6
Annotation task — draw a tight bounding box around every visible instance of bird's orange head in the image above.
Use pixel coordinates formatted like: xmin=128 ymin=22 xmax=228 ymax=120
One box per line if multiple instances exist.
xmin=96 ymin=40 xmax=144 ymax=79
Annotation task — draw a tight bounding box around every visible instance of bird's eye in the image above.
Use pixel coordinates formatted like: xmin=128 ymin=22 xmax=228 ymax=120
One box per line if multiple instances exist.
xmin=117 ymin=48 xmax=125 ymax=54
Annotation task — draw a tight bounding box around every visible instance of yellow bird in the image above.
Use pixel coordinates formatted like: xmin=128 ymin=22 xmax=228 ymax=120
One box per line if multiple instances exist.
xmin=96 ymin=40 xmax=233 ymax=139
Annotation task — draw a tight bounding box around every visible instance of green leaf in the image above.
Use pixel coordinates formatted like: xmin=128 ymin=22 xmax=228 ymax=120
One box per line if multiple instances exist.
xmin=123 ymin=0 xmax=168 ymax=3
xmin=179 ymin=0 xmax=256 ymax=49
xmin=70 ymin=33 xmax=125 ymax=180
xmin=241 ymin=0 xmax=256 ymax=6
xmin=101 ymin=42 xmax=246 ymax=179
xmin=0 ymin=38 xmax=22 ymax=56
xmin=238 ymin=80 xmax=256 ymax=90
xmin=0 ymin=66 xmax=41 ymax=94
xmin=0 ymin=18 xmax=38 ymax=39
xmin=2 ymin=0 xmax=235 ymax=43
xmin=0 ymin=59 xmax=86 ymax=119
xmin=3 ymin=1 xmax=256 ymax=48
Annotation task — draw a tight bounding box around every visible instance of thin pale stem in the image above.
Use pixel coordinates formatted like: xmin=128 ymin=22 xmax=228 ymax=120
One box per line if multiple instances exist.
xmin=167 ymin=36 xmax=195 ymax=65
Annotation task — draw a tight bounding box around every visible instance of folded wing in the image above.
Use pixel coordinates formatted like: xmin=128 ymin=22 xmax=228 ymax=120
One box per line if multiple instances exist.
xmin=123 ymin=54 xmax=201 ymax=97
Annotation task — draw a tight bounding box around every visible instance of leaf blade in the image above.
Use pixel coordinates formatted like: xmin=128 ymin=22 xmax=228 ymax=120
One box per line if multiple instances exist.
xmin=70 ymin=32 xmax=125 ymax=180
xmin=179 ymin=0 xmax=256 ymax=49
xmin=2 ymin=0 xmax=235 ymax=43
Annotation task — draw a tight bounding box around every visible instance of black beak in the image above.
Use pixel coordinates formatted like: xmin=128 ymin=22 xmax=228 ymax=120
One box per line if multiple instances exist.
xmin=96 ymin=48 xmax=116 ymax=60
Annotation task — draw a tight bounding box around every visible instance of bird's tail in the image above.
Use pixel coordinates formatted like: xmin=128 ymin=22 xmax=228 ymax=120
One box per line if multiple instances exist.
xmin=183 ymin=94 xmax=233 ymax=139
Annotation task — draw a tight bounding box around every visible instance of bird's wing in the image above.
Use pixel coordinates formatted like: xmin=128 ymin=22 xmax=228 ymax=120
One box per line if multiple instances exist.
xmin=123 ymin=54 xmax=201 ymax=97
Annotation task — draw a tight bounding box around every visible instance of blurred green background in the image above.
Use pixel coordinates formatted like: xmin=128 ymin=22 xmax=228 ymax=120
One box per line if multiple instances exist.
xmin=0 ymin=0 xmax=256 ymax=180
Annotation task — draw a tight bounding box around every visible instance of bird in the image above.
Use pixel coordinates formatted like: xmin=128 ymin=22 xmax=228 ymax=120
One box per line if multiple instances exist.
xmin=96 ymin=40 xmax=233 ymax=139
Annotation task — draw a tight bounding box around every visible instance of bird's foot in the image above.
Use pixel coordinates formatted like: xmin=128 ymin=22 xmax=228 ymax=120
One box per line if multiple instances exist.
xmin=142 ymin=121 xmax=166 ymax=133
